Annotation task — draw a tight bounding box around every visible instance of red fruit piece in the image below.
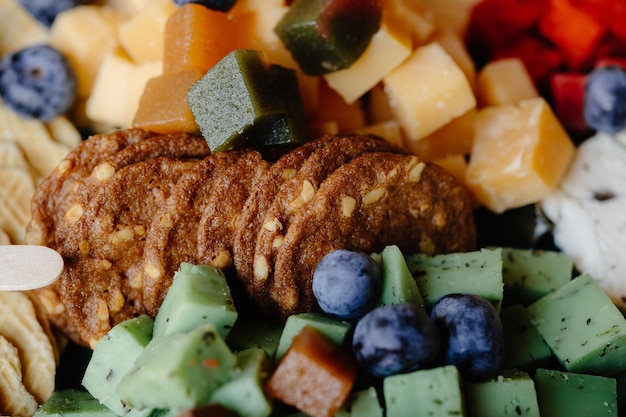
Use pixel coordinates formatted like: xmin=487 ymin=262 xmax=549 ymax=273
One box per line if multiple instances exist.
xmin=550 ymin=72 xmax=590 ymax=134
xmin=466 ymin=0 xmax=545 ymax=65
xmin=266 ymin=326 xmax=358 ymax=417
xmin=538 ymin=0 xmax=606 ymax=71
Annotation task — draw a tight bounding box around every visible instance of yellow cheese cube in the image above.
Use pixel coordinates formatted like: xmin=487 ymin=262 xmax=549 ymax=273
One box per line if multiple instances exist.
xmin=105 ymin=0 xmax=152 ymax=18
xmin=432 ymin=26 xmax=476 ymax=90
xmin=50 ymin=5 xmax=120 ymax=97
xmin=324 ymin=12 xmax=413 ymax=104
xmin=466 ymin=97 xmax=576 ymax=213
xmin=117 ymin=0 xmax=176 ymax=64
xmin=233 ymin=8 xmax=319 ymax=113
xmin=357 ymin=120 xmax=405 ymax=148
xmin=366 ymin=83 xmax=396 ymax=124
xmin=432 ymin=153 xmax=470 ymax=193
xmin=0 ymin=0 xmax=48 ymax=55
xmin=383 ymin=0 xmax=436 ymax=46
xmin=476 ymin=58 xmax=539 ymax=107
xmin=406 ymin=109 xmax=476 ymax=161
xmin=417 ymin=0 xmax=483 ymax=35
xmin=86 ymin=48 xmax=162 ymax=128
xmin=383 ymin=42 xmax=476 ymax=142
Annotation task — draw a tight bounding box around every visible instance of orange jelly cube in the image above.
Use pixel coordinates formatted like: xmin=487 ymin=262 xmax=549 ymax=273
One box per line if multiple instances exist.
xmin=163 ymin=4 xmax=237 ymax=74
xmin=266 ymin=326 xmax=358 ymax=417
xmin=132 ymin=69 xmax=202 ymax=134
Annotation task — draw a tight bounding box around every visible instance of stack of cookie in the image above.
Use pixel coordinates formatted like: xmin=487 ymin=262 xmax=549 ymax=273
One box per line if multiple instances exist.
xmin=27 ymin=128 xmax=476 ymax=348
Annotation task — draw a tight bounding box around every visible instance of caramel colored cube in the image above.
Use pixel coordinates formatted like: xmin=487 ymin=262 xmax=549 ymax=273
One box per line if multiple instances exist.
xmin=266 ymin=326 xmax=358 ymax=417
xmin=132 ymin=70 xmax=202 ymax=134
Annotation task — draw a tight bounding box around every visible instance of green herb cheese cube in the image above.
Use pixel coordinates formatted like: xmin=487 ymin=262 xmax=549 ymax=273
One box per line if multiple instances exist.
xmin=527 ymin=273 xmax=626 ymax=376
xmin=81 ymin=315 xmax=156 ymax=417
xmin=378 ymin=245 xmax=424 ymax=308
xmin=500 ymin=304 xmax=552 ymax=371
xmin=465 ymin=369 xmax=540 ymax=417
xmin=34 ymin=390 xmax=119 ymax=417
xmin=153 ymin=263 xmax=238 ymax=340
xmin=336 ymin=387 xmax=383 ymax=417
xmin=534 ymin=368 xmax=617 ymax=417
xmin=117 ymin=323 xmax=237 ymax=411
xmin=406 ymin=248 xmax=504 ymax=311
xmin=274 ymin=312 xmax=351 ymax=360
xmin=225 ymin=313 xmax=283 ymax=358
xmin=209 ymin=348 xmax=274 ymax=417
xmin=500 ymin=247 xmax=573 ymax=306
xmin=383 ymin=365 xmax=465 ymax=417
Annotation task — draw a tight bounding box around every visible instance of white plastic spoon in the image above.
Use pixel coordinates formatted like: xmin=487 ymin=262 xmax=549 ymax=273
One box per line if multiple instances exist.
xmin=0 ymin=245 xmax=63 ymax=291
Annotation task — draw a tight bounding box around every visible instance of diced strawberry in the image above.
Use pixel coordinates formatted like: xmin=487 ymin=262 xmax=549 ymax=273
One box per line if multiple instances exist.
xmin=594 ymin=57 xmax=626 ymax=70
xmin=538 ymin=0 xmax=606 ymax=71
xmin=549 ymin=72 xmax=590 ymax=134
xmin=466 ymin=0 xmax=545 ymax=65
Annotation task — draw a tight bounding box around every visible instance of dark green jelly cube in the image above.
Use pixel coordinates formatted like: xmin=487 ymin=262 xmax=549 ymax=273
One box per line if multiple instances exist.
xmin=274 ymin=0 xmax=382 ymax=75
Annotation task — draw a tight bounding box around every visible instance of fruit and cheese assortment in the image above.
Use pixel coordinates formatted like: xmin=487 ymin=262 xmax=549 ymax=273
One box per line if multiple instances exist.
xmin=0 ymin=0 xmax=626 ymax=416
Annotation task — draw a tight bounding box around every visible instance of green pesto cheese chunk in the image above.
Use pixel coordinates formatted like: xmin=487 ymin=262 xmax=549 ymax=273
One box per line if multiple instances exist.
xmin=383 ymin=365 xmax=464 ymax=417
xmin=209 ymin=348 xmax=274 ymax=417
xmin=274 ymin=312 xmax=351 ymax=360
xmin=153 ymin=263 xmax=237 ymax=340
xmin=34 ymin=390 xmax=118 ymax=417
xmin=465 ymin=369 xmax=540 ymax=417
xmin=534 ymin=368 xmax=617 ymax=417
xmin=187 ymin=49 xmax=310 ymax=152
xmin=117 ymin=323 xmax=237 ymax=411
xmin=225 ymin=313 xmax=283 ymax=358
xmin=500 ymin=304 xmax=553 ymax=371
xmin=378 ymin=245 xmax=424 ymax=308
xmin=336 ymin=387 xmax=383 ymax=417
xmin=406 ymin=248 xmax=504 ymax=311
xmin=82 ymin=315 xmax=156 ymax=417
xmin=527 ymin=273 xmax=626 ymax=376
xmin=500 ymin=247 xmax=573 ymax=306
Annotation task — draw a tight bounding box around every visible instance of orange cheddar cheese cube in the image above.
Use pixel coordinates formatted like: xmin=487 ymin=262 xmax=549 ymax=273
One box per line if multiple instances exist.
xmin=266 ymin=326 xmax=358 ymax=417
xmin=466 ymin=97 xmax=576 ymax=213
xmin=117 ymin=0 xmax=177 ymax=64
xmin=164 ymin=4 xmax=237 ymax=74
xmin=132 ymin=69 xmax=202 ymax=134
xmin=383 ymin=42 xmax=476 ymax=142
xmin=357 ymin=120 xmax=405 ymax=148
xmin=324 ymin=9 xmax=413 ymax=105
xmin=476 ymin=58 xmax=539 ymax=107
xmin=310 ymin=80 xmax=367 ymax=133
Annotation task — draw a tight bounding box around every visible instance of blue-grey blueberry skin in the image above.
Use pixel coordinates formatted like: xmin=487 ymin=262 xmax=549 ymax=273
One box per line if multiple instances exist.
xmin=584 ymin=65 xmax=626 ymax=134
xmin=173 ymin=0 xmax=237 ymax=12
xmin=0 ymin=45 xmax=77 ymax=121
xmin=430 ymin=293 xmax=503 ymax=379
xmin=352 ymin=303 xmax=441 ymax=378
xmin=312 ymin=249 xmax=381 ymax=321
xmin=18 ymin=0 xmax=77 ymax=27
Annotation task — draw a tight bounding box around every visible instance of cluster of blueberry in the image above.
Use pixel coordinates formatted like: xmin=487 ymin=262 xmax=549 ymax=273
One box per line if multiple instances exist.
xmin=312 ymin=249 xmax=503 ymax=380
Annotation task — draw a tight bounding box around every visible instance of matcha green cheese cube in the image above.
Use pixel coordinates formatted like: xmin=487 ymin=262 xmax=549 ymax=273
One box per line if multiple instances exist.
xmin=117 ymin=323 xmax=237 ymax=411
xmin=153 ymin=262 xmax=238 ymax=340
xmin=534 ymin=368 xmax=617 ymax=417
xmin=34 ymin=390 xmax=119 ymax=417
xmin=187 ymin=49 xmax=310 ymax=152
xmin=378 ymin=245 xmax=424 ymax=308
xmin=527 ymin=273 xmax=626 ymax=376
xmin=383 ymin=365 xmax=465 ymax=417
xmin=465 ymin=369 xmax=540 ymax=417
xmin=500 ymin=304 xmax=552 ymax=371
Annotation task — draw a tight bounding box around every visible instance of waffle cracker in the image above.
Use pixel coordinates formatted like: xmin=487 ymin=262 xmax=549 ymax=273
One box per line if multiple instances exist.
xmin=0 ymin=335 xmax=38 ymax=417
xmin=0 ymin=167 xmax=35 ymax=245
xmin=0 ymin=291 xmax=56 ymax=405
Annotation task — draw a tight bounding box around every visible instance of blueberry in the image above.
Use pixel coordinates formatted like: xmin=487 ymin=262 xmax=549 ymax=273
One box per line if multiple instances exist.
xmin=430 ymin=293 xmax=503 ymax=379
xmin=172 ymin=0 xmax=237 ymax=12
xmin=352 ymin=303 xmax=440 ymax=378
xmin=17 ymin=0 xmax=78 ymax=27
xmin=583 ymin=65 xmax=626 ymax=133
xmin=0 ymin=45 xmax=77 ymax=121
xmin=312 ymin=249 xmax=381 ymax=320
